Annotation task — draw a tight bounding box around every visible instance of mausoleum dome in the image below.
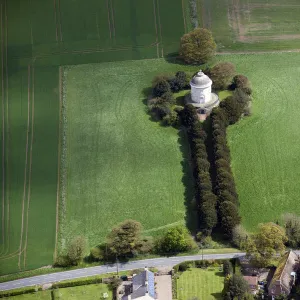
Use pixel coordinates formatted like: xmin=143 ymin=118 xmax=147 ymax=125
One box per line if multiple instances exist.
xmin=190 ymin=70 xmax=212 ymax=88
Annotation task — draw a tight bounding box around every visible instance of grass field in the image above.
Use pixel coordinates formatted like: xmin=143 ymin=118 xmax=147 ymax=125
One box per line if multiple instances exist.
xmin=177 ymin=268 xmax=224 ymax=300
xmin=3 ymin=291 xmax=52 ymax=300
xmin=195 ymin=0 xmax=300 ymax=51
xmin=214 ymin=53 xmax=300 ymax=231
xmin=60 ymin=59 xmax=197 ymax=250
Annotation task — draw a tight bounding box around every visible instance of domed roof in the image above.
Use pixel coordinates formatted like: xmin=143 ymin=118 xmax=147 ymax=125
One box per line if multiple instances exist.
xmin=190 ymin=70 xmax=212 ymax=88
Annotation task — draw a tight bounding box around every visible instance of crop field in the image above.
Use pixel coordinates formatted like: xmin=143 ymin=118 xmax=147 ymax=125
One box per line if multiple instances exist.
xmin=216 ymin=53 xmax=300 ymax=231
xmin=177 ymin=268 xmax=224 ymax=299
xmin=8 ymin=0 xmax=189 ymax=69
xmin=0 ymin=0 xmax=190 ymax=275
xmin=196 ymin=0 xmax=300 ymax=51
xmin=60 ymin=59 xmax=196 ymax=249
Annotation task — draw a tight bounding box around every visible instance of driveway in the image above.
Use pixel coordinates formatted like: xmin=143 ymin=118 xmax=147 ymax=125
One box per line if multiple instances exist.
xmin=155 ymin=275 xmax=172 ymax=300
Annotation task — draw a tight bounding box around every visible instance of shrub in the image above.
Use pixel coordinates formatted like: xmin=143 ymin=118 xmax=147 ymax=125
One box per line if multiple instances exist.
xmin=163 ymin=111 xmax=179 ymax=127
xmin=153 ymin=79 xmax=171 ymax=97
xmin=54 ymin=255 xmax=72 ymax=267
xmin=52 ymin=276 xmax=103 ymax=288
xmin=210 ymin=62 xmax=236 ymax=90
xmin=223 ymin=260 xmax=233 ymax=276
xmin=0 ymin=287 xmax=39 ymax=298
xmin=232 ymin=74 xmax=250 ymax=90
xmin=178 ymin=261 xmax=192 ymax=272
xmin=175 ymin=71 xmax=189 ymax=89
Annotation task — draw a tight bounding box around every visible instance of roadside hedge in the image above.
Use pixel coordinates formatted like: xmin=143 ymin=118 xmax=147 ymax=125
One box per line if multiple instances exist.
xmin=0 ymin=286 xmax=40 ymax=298
xmin=52 ymin=276 xmax=103 ymax=289
xmin=181 ymin=105 xmax=217 ymax=236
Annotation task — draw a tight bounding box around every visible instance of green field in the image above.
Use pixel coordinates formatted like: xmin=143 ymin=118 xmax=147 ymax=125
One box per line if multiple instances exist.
xmin=2 ymin=291 xmax=52 ymax=300
xmin=215 ymin=53 xmax=300 ymax=231
xmin=60 ymin=59 xmax=197 ymax=249
xmin=177 ymin=268 xmax=224 ymax=300
xmin=0 ymin=0 xmax=190 ymax=275
xmin=196 ymin=0 xmax=300 ymax=51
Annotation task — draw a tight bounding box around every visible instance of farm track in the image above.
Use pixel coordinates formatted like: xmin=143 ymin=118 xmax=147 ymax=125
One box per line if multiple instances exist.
xmin=53 ymin=0 xmax=58 ymax=42
xmin=17 ymin=65 xmax=31 ymax=270
xmin=23 ymin=66 xmax=35 ymax=270
xmin=156 ymin=0 xmax=163 ymax=57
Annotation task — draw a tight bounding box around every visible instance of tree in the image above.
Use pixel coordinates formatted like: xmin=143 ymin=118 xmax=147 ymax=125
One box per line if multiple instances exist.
xmin=179 ymin=28 xmax=216 ymax=64
xmin=210 ymin=62 xmax=236 ymax=90
xmin=180 ymin=104 xmax=198 ymax=128
xmin=106 ymin=219 xmax=144 ymax=258
xmin=153 ymin=79 xmax=171 ymax=97
xmin=175 ymin=71 xmax=189 ymax=89
xmin=282 ymin=213 xmax=300 ymax=247
xmin=155 ymin=226 xmax=196 ymax=254
xmin=223 ymin=260 xmax=233 ymax=276
xmin=220 ymin=96 xmax=243 ymax=125
xmin=245 ymin=222 xmax=288 ymax=267
xmin=227 ymin=274 xmax=249 ymax=300
xmin=232 ymin=225 xmax=249 ymax=249
xmin=232 ymin=74 xmax=250 ymax=90
xmin=67 ymin=236 xmax=87 ymax=265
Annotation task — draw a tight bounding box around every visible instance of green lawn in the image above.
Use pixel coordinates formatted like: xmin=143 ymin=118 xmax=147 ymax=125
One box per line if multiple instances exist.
xmin=215 ymin=53 xmax=300 ymax=231
xmin=177 ymin=268 xmax=224 ymax=300
xmin=60 ymin=59 xmax=197 ymax=250
xmin=2 ymin=291 xmax=52 ymax=300
xmin=53 ymin=284 xmax=112 ymax=300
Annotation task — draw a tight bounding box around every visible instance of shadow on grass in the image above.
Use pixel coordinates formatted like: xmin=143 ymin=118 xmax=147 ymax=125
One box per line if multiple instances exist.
xmin=211 ymin=292 xmax=223 ymax=299
xmin=177 ymin=129 xmax=197 ymax=234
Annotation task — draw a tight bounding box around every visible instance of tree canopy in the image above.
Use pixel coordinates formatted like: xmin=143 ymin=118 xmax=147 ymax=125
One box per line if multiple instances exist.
xmin=245 ymin=222 xmax=288 ymax=267
xmin=179 ymin=28 xmax=216 ymax=64
xmin=67 ymin=236 xmax=87 ymax=265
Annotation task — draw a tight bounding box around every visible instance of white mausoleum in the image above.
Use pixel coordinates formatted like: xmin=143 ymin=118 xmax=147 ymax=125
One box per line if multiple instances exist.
xmin=186 ymin=70 xmax=219 ymax=116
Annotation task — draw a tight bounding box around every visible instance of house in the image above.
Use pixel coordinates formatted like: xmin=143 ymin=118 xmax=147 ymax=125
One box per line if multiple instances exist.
xmin=243 ymin=276 xmax=258 ymax=294
xmin=268 ymin=251 xmax=299 ymax=298
xmin=122 ymin=268 xmax=156 ymax=300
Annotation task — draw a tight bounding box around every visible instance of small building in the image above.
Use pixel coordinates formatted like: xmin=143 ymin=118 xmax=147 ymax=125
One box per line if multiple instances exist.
xmin=243 ymin=276 xmax=258 ymax=294
xmin=185 ymin=70 xmax=219 ymax=118
xmin=268 ymin=251 xmax=299 ymax=298
xmin=122 ymin=268 xmax=156 ymax=300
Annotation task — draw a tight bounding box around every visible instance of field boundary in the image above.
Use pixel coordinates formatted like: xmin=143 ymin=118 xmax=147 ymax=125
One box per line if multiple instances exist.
xmin=18 ymin=65 xmax=32 ymax=270
xmin=54 ymin=66 xmax=63 ymax=262
xmin=23 ymin=66 xmax=35 ymax=270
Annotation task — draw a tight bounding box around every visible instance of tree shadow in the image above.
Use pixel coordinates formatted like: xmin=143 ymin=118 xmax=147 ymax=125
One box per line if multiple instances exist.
xmin=211 ymin=292 xmax=223 ymax=299
xmin=177 ymin=128 xmax=198 ymax=234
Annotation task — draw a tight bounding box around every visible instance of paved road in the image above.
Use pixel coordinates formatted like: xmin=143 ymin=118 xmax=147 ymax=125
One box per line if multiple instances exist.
xmin=0 ymin=252 xmax=245 ymax=291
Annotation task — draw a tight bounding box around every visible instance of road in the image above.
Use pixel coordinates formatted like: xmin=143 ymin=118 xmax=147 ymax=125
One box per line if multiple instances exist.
xmin=0 ymin=252 xmax=245 ymax=291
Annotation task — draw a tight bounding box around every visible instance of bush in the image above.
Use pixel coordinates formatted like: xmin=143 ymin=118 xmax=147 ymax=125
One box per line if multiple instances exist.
xmin=223 ymin=260 xmax=233 ymax=276
xmin=232 ymin=74 xmax=250 ymax=90
xmin=90 ymin=245 xmax=105 ymax=261
xmin=153 ymin=79 xmax=171 ymax=97
xmin=163 ymin=111 xmax=180 ymax=127
xmin=54 ymin=255 xmax=72 ymax=267
xmin=0 ymin=287 xmax=39 ymax=298
xmin=52 ymin=276 xmax=103 ymax=289
xmin=155 ymin=226 xmax=197 ymax=254
xmin=210 ymin=62 xmax=236 ymax=90
xmin=178 ymin=261 xmax=192 ymax=272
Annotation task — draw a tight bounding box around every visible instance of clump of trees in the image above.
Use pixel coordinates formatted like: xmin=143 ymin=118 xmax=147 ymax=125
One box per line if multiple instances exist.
xmin=223 ymin=274 xmax=250 ymax=300
xmin=179 ymin=28 xmax=216 ymax=64
xmin=181 ymin=105 xmax=218 ymax=236
xmin=210 ymin=62 xmax=236 ymax=90
xmin=155 ymin=225 xmax=197 ymax=254
xmin=149 ymin=71 xmax=190 ymax=126
xmin=55 ymin=235 xmax=87 ymax=267
xmin=282 ymin=213 xmax=300 ymax=248
xmin=244 ymin=222 xmax=287 ymax=267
